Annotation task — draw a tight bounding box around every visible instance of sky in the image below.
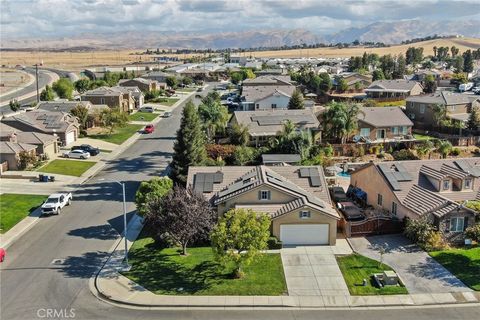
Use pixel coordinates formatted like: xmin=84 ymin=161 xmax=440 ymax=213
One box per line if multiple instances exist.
xmin=1 ymin=0 xmax=480 ymax=39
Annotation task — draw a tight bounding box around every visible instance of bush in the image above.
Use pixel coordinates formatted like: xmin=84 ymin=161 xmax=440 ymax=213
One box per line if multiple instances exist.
xmin=465 ymin=224 xmax=480 ymax=242
xmin=267 ymin=237 xmax=283 ymax=249
xmin=206 ymin=144 xmax=236 ymax=163
xmin=450 ymin=148 xmax=461 ymax=156
xmin=79 ymin=129 xmax=88 ymax=137
xmin=404 ymin=218 xmax=436 ymax=248
xmin=425 ymin=231 xmax=449 ymax=251
xmin=233 ymin=146 xmax=256 ymax=165
xmin=393 ymin=149 xmax=418 ymax=160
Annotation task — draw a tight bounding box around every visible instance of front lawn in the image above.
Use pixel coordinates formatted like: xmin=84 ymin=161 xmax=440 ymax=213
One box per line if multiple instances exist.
xmin=376 ymin=100 xmax=406 ymax=107
xmin=156 ymin=97 xmax=179 ymax=106
xmin=37 ymin=159 xmax=96 ymax=177
xmin=337 ymin=254 xmax=408 ymax=295
xmin=122 ymin=233 xmax=287 ymax=295
xmin=177 ymin=87 xmax=197 ymax=93
xmin=414 ymin=133 xmax=437 ymax=141
xmin=430 ymin=247 xmax=480 ymax=291
xmin=0 ymin=194 xmax=47 ymax=233
xmin=128 ymin=112 xmax=159 ymax=122
xmin=89 ymin=124 xmax=143 ymax=145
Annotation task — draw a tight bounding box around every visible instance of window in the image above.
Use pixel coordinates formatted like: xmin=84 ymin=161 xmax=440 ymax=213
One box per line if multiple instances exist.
xmin=392 ymin=202 xmax=397 ymax=215
xmin=464 ymin=178 xmax=472 ymax=189
xmin=392 ymin=127 xmax=399 ymax=135
xmin=377 ymin=194 xmax=383 ymax=206
xmin=360 ymin=128 xmax=370 ymax=137
xmin=256 ymin=104 xmax=260 ymax=109
xmin=259 ymin=190 xmax=271 ymax=200
xmin=271 ymin=104 xmax=277 ymax=108
xmin=376 ymin=129 xmax=385 ymax=140
xmin=100 ymin=98 xmax=105 ymax=104
xmin=443 ymin=180 xmax=450 ymax=190
xmin=450 ymin=105 xmax=456 ymax=112
xmin=402 ymin=126 xmax=408 ymax=135
xmin=420 ymin=104 xmax=426 ymax=114
xmin=450 ymin=217 xmax=465 ymax=232
xmin=299 ymin=211 xmax=311 ymax=219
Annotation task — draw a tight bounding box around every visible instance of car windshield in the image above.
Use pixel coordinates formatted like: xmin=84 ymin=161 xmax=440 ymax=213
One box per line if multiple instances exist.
xmin=46 ymin=197 xmax=59 ymax=204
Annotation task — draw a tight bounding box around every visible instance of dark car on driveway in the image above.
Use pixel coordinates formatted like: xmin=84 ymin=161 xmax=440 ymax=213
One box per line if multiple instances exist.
xmin=337 ymin=201 xmax=366 ymax=221
xmin=71 ymin=144 xmax=100 ymax=156
xmin=329 ymin=186 xmax=348 ymax=203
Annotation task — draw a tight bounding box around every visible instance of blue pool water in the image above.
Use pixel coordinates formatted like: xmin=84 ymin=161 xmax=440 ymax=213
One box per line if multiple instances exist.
xmin=337 ymin=172 xmax=351 ymax=177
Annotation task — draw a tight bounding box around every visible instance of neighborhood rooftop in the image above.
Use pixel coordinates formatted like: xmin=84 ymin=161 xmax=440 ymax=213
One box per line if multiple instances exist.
xmin=358 ymin=107 xmax=414 ymax=127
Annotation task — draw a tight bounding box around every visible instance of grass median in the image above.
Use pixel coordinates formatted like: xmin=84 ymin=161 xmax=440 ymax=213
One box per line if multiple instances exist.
xmin=37 ymin=159 xmax=96 ymax=177
xmin=0 ymin=194 xmax=48 ymax=233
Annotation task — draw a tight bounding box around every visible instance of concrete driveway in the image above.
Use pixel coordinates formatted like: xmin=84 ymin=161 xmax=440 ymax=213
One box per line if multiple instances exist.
xmin=281 ymin=240 xmax=351 ymax=296
xmin=349 ymin=234 xmax=472 ymax=293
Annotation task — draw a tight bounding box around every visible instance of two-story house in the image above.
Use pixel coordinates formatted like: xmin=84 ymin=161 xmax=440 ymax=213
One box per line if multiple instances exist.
xmin=81 ymin=86 xmax=138 ymax=112
xmin=187 ymin=165 xmax=340 ymax=245
xmin=355 ymin=107 xmax=414 ymax=142
xmin=241 ymin=75 xmax=296 ymax=111
xmin=118 ymin=78 xmax=163 ymax=92
xmin=350 ymin=159 xmax=479 ymax=243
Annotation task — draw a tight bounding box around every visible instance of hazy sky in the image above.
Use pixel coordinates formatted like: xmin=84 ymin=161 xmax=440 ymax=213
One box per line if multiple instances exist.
xmin=1 ymin=0 xmax=479 ymax=38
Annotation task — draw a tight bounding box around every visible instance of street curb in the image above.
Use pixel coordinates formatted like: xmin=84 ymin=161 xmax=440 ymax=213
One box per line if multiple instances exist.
xmin=0 ymin=208 xmax=42 ymax=250
xmin=0 ymin=70 xmax=35 ymax=99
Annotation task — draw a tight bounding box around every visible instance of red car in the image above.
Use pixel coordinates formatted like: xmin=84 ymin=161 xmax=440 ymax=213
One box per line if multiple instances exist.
xmin=0 ymin=248 xmax=5 ymax=263
xmin=144 ymin=124 xmax=154 ymax=134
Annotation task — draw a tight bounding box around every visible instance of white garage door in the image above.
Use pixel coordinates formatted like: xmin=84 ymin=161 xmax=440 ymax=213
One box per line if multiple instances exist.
xmin=280 ymin=224 xmax=329 ymax=245
xmin=65 ymin=131 xmax=75 ymax=146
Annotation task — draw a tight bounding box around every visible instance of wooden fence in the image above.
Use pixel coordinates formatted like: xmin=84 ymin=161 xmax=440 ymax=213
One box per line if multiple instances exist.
xmin=343 ymin=217 xmax=404 ymax=237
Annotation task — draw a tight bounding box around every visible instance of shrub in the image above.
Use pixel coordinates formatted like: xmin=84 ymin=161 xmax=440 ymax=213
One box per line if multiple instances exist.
xmin=450 ymin=148 xmax=461 ymax=156
xmin=267 ymin=237 xmax=283 ymax=249
xmin=205 ymin=144 xmax=236 ymax=163
xmin=404 ymin=218 xmax=436 ymax=248
xmin=465 ymin=224 xmax=480 ymax=242
xmin=425 ymin=231 xmax=449 ymax=251
xmin=393 ymin=149 xmax=418 ymax=160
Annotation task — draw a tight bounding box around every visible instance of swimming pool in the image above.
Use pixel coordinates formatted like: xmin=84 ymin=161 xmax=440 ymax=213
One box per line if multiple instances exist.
xmin=337 ymin=172 xmax=351 ymax=177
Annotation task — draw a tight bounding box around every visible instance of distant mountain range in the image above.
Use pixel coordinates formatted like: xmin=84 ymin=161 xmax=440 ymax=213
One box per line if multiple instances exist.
xmin=2 ymin=20 xmax=480 ymax=50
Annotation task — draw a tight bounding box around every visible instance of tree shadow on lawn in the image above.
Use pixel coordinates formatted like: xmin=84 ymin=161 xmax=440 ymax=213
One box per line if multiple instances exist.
xmin=125 ymin=245 xmax=230 ymax=294
xmin=429 ymin=251 xmax=480 ymax=289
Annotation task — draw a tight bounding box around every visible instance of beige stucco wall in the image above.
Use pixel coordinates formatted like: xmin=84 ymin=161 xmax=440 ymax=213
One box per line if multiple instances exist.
xmin=350 ymin=164 xmax=417 ymax=220
xmin=43 ymin=142 xmax=58 ymax=159
xmin=272 ymin=206 xmax=338 ymax=245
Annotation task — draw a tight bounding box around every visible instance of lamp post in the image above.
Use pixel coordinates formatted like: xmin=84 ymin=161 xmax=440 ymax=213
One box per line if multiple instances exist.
xmin=98 ymin=178 xmax=129 ymax=270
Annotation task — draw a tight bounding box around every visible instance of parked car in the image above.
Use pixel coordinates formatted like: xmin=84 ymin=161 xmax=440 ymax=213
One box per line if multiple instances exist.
xmin=63 ymin=149 xmax=91 ymax=159
xmin=162 ymin=112 xmax=172 ymax=118
xmin=144 ymin=124 xmax=154 ymax=134
xmin=329 ymin=187 xmax=348 ymax=203
xmin=139 ymin=106 xmax=155 ymax=113
xmin=41 ymin=192 xmax=72 ymax=215
xmin=337 ymin=201 xmax=366 ymax=221
xmin=0 ymin=248 xmax=5 ymax=263
xmin=71 ymin=144 xmax=100 ymax=156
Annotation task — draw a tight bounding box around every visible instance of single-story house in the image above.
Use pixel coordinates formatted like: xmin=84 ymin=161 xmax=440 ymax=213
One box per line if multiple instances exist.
xmin=406 ymin=91 xmax=480 ymax=128
xmin=118 ymin=78 xmax=162 ymax=92
xmin=355 ymin=107 xmax=414 ymax=142
xmin=140 ymin=71 xmax=173 ymax=85
xmin=230 ymin=109 xmax=321 ymax=146
xmin=350 ymin=159 xmax=479 ymax=243
xmin=187 ymin=165 xmax=340 ymax=245
xmin=262 ymin=154 xmax=301 ymax=166
xmin=365 ymin=80 xmax=423 ymax=99
xmin=15 ymin=131 xmax=59 ymax=159
xmin=0 ymin=141 xmax=37 ymax=170
xmin=37 ymin=100 xmax=108 ymax=128
xmin=1 ymin=111 xmax=79 ymax=146
xmin=333 ymin=73 xmax=372 ymax=91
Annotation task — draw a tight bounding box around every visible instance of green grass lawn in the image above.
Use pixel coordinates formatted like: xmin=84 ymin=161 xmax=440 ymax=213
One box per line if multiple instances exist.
xmin=177 ymin=87 xmax=197 ymax=93
xmin=122 ymin=233 xmax=287 ymax=296
xmin=414 ymin=133 xmax=437 ymax=141
xmin=430 ymin=247 xmax=480 ymax=291
xmin=128 ymin=112 xmax=159 ymax=122
xmin=337 ymin=254 xmax=408 ymax=295
xmin=376 ymin=100 xmax=406 ymax=107
xmin=0 ymin=194 xmax=47 ymax=233
xmin=89 ymin=124 xmax=143 ymax=145
xmin=37 ymin=159 xmax=96 ymax=177
xmin=156 ymin=97 xmax=180 ymax=106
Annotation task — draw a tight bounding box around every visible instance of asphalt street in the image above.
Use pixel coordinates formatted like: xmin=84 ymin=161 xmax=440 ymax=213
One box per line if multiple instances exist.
xmin=1 ymin=84 xmax=479 ymax=320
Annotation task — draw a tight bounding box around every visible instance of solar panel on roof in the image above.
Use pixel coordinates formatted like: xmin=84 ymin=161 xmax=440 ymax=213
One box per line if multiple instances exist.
xmin=213 ymin=173 xmax=223 ymax=183
xmin=299 ymin=168 xmax=310 ymax=177
xmin=203 ymin=181 xmax=214 ymax=193
xmin=310 ymin=175 xmax=321 ymax=187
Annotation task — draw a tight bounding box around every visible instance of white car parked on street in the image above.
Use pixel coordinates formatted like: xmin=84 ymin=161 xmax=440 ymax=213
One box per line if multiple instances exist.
xmin=63 ymin=149 xmax=91 ymax=159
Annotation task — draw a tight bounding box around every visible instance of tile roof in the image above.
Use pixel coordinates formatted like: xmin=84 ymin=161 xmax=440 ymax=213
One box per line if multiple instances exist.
xmin=406 ymin=91 xmax=478 ymax=105
xmin=366 ymin=80 xmax=422 ymax=92
xmin=16 ymin=131 xmax=58 ymax=145
xmin=242 ymin=85 xmax=295 ymax=103
xmin=1 ymin=111 xmax=79 ymax=134
xmin=262 ymin=154 xmax=301 ymax=164
xmin=0 ymin=141 xmax=37 ymax=154
xmin=232 ymin=109 xmax=319 ymax=137
xmin=358 ymin=107 xmax=413 ymax=127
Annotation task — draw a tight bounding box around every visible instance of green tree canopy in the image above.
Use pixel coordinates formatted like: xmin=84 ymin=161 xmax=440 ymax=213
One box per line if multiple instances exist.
xmin=210 ymin=208 xmax=270 ymax=278
xmin=372 ymin=69 xmax=385 ymax=81
xmin=322 ymin=102 xmax=361 ymax=143
xmin=423 ymin=74 xmax=437 ymax=93
xmin=40 ymin=85 xmax=55 ymax=101
xmin=467 ymin=106 xmax=480 ymax=131
xmin=70 ymin=104 xmax=90 ymax=131
xmin=135 ymin=177 xmax=173 ymax=217
xmin=9 ymin=99 xmax=20 ymax=112
xmin=463 ymin=50 xmax=474 ymax=73
xmin=100 ymin=107 xmax=128 ymax=134
xmin=166 ymin=76 xmax=178 ymax=88
xmin=171 ymin=101 xmax=207 ymax=184
xmin=198 ymin=98 xmax=230 ymax=140
xmin=52 ymin=78 xmax=74 ymax=99
xmin=74 ymin=79 xmax=91 ymax=94
xmin=288 ymin=89 xmax=305 ymax=109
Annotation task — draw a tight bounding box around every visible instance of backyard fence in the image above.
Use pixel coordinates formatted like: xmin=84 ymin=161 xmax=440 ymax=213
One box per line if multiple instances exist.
xmin=343 ymin=217 xmax=404 ymax=238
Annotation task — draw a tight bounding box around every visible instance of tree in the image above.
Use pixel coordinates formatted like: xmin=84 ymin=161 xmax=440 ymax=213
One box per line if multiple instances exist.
xmin=322 ymin=102 xmax=361 ymax=143
xmin=52 ymin=78 xmax=74 ymax=99
xmin=404 ymin=217 xmax=435 ymax=248
xmin=423 ymin=74 xmax=437 ymax=93
xmin=437 ymin=140 xmax=452 ymax=159
xmin=171 ymin=101 xmax=207 ymax=184
xmin=233 ymin=145 xmax=256 ymax=165
xmin=450 ymin=46 xmax=459 ymax=57
xmin=288 ymin=89 xmax=305 ymax=109
xmin=198 ymin=98 xmax=229 ymax=140
xmin=166 ymin=76 xmax=178 ymax=88
xmin=74 ymin=79 xmax=91 ymax=94
xmin=70 ymin=105 xmax=90 ymax=131
xmin=392 ymin=55 xmax=406 ymax=79
xmin=467 ymin=106 xmax=480 ymax=131
xmin=144 ymin=185 xmax=215 ymax=255
xmin=432 ymin=104 xmax=447 ymax=128
xmin=318 ymin=73 xmax=332 ymax=93
xmin=9 ymin=99 xmax=20 ymax=112
xmin=40 ymin=85 xmax=55 ymax=101
xmin=463 ymin=50 xmax=474 ymax=73
xmin=182 ymin=76 xmax=193 ymax=86
xmin=372 ymin=69 xmax=385 ymax=81
xmin=241 ymin=68 xmax=256 ymax=80
xmin=452 ymin=56 xmax=464 ymax=73
xmin=100 ymin=107 xmax=128 ymax=134
xmin=336 ymin=77 xmax=349 ymax=92
xmin=228 ymin=123 xmax=249 ymax=146
xmin=406 ymin=47 xmax=423 ymax=65
xmin=230 ymin=72 xmax=243 ymax=85
xmin=135 ymin=177 xmax=173 ymax=217
xmin=210 ymin=208 xmax=270 ymax=278
xmin=379 ymin=54 xmax=395 ymax=79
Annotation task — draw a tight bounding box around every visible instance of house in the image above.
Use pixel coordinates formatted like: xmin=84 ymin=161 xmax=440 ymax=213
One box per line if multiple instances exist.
xmin=37 ymin=100 xmax=108 ymax=128
xmin=118 ymin=78 xmax=161 ymax=92
xmin=81 ymin=87 xmax=134 ymax=112
xmin=333 ymin=73 xmax=372 ymax=91
xmin=365 ymin=80 xmax=423 ymax=99
xmin=0 ymin=123 xmax=16 ymax=142
xmin=241 ymin=76 xmax=296 ymax=111
xmin=187 ymin=165 xmax=340 ymax=245
xmin=0 ymin=141 xmax=37 ymax=170
xmin=413 ymin=70 xmax=442 ymax=83
xmin=355 ymin=107 xmax=414 ymax=142
xmin=13 ymin=132 xmax=59 ymax=159
xmin=230 ymin=109 xmax=321 ymax=146
xmin=350 ymin=159 xmax=479 ymax=243
xmin=262 ymin=154 xmax=301 ymax=166
xmin=111 ymin=86 xmax=144 ymax=109
xmin=1 ymin=111 xmax=79 ymax=146
xmin=406 ymin=91 xmax=480 ymax=128
xmin=141 ymin=71 xmax=172 ymax=84
xmin=242 ymin=75 xmax=293 ymax=87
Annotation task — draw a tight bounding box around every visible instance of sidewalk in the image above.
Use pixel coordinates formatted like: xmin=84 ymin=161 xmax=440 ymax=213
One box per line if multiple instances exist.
xmin=91 ymin=216 xmax=480 ymax=310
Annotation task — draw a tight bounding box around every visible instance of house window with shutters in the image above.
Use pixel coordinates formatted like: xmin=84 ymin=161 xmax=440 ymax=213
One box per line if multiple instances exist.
xmin=259 ymin=190 xmax=271 ymax=200
xmin=377 ymin=194 xmax=383 ymax=206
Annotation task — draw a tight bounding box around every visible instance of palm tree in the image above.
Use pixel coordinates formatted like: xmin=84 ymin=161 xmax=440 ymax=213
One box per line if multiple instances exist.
xmin=322 ymin=102 xmax=361 ymax=143
xmin=198 ymin=100 xmax=229 ymax=141
xmin=437 ymin=140 xmax=452 ymax=159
